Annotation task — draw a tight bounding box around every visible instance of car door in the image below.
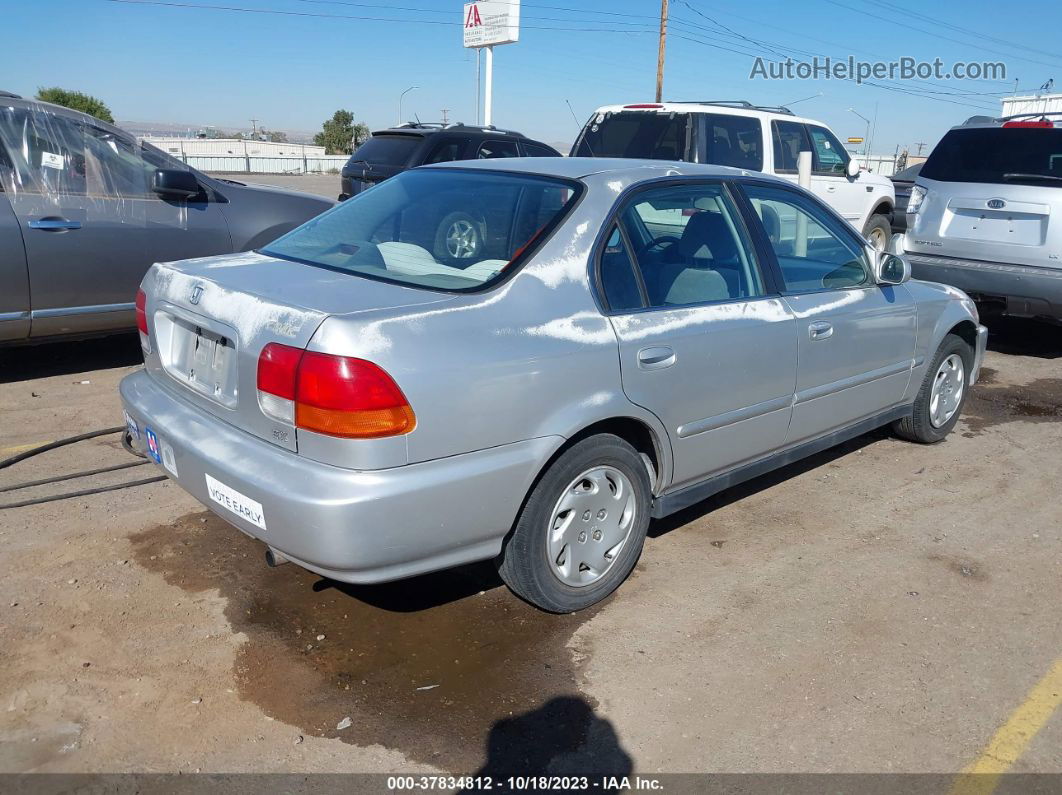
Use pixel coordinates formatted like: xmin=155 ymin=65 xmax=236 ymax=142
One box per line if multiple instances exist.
xmin=805 ymin=125 xmax=865 ymax=226
xmin=740 ymin=182 xmax=915 ymax=444
xmin=600 ymin=180 xmax=798 ymax=490
xmin=0 ymin=105 xmax=231 ymax=338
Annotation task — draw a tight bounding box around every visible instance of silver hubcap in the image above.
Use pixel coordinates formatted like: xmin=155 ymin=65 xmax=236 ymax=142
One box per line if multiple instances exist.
xmin=445 ymin=219 xmax=479 ymax=259
xmin=929 ymin=353 xmax=965 ymax=428
xmin=546 ymin=466 xmax=637 ymax=588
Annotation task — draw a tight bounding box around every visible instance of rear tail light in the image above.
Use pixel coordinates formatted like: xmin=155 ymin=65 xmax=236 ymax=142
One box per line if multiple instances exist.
xmin=1003 ymin=120 xmax=1054 ymax=128
xmin=256 ymin=343 xmax=415 ymax=439
xmin=135 ymin=288 xmax=150 ymax=352
xmin=907 ymin=184 xmax=927 ymax=215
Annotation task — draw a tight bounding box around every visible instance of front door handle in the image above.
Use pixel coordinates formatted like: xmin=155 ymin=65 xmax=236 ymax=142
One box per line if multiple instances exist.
xmin=826 ymin=184 xmax=837 ymax=192
xmin=637 ymin=346 xmax=676 ymax=370
xmin=28 ymin=217 xmax=82 ymax=231
xmin=809 ymin=321 xmax=834 ymax=340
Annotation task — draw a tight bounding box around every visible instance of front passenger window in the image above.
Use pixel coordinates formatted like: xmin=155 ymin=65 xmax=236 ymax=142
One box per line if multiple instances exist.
xmin=743 ymin=184 xmax=871 ymax=292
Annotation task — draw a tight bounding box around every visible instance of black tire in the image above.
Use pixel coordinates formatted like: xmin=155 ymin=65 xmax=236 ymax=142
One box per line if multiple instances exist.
xmin=497 ymin=434 xmax=652 ymax=613
xmin=433 ymin=211 xmax=484 ymax=265
xmin=893 ymin=333 xmax=973 ymax=443
xmin=862 ymin=213 xmax=892 ymax=251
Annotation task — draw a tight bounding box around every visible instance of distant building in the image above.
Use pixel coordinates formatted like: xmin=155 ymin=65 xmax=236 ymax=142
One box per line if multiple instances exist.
xmin=1000 ymin=93 xmax=1062 ymax=118
xmin=140 ymin=136 xmax=326 ymax=159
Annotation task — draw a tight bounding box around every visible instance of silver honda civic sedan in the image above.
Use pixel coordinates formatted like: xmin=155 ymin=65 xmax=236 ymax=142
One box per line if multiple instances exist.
xmin=119 ymin=158 xmax=987 ymax=612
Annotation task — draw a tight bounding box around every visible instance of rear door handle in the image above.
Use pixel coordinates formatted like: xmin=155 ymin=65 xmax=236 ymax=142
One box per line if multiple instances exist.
xmin=28 ymin=217 xmax=82 ymax=231
xmin=809 ymin=321 xmax=834 ymax=340
xmin=637 ymin=346 xmax=676 ymax=370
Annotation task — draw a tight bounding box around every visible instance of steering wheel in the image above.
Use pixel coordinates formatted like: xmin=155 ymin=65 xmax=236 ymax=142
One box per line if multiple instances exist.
xmin=639 ymin=235 xmax=682 ymax=257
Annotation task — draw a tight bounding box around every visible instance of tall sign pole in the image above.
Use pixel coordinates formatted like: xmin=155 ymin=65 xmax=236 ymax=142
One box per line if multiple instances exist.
xmin=655 ymin=0 xmax=669 ymax=103
xmin=464 ymin=1 xmax=520 ymax=128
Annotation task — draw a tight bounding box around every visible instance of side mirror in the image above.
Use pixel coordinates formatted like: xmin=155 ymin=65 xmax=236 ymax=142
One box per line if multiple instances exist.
xmin=152 ymin=169 xmax=200 ymax=199
xmin=875 ymin=252 xmax=911 ymax=285
xmin=846 ymin=159 xmax=860 ymax=178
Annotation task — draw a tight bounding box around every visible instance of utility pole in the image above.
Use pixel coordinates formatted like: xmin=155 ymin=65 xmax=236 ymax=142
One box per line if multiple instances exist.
xmin=249 ymin=118 xmax=259 ymax=139
xmin=915 ymin=141 xmax=926 ymax=156
xmin=441 ymin=108 xmax=450 ymax=126
xmin=655 ymin=0 xmax=668 ymax=103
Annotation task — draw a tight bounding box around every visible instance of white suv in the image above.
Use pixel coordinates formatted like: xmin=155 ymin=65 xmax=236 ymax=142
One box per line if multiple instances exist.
xmin=572 ymin=101 xmax=895 ymax=248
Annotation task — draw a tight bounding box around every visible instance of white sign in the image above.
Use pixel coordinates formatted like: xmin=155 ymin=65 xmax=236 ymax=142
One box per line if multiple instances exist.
xmin=205 ymin=473 xmax=267 ymax=531
xmin=463 ymin=0 xmax=520 ymax=48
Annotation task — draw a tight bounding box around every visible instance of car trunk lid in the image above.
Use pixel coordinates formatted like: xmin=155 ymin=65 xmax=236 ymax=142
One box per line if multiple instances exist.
xmin=145 ymin=251 xmax=454 ymax=452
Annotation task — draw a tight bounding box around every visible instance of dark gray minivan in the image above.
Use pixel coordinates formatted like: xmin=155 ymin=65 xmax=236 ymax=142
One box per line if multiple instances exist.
xmin=0 ymin=92 xmax=334 ymax=344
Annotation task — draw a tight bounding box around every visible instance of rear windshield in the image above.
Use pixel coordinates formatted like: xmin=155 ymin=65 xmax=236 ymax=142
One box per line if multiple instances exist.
xmin=348 ymin=134 xmax=422 ymax=166
xmin=573 ymin=111 xmax=690 ymax=160
xmin=261 ymin=169 xmax=581 ymax=292
xmin=921 ymin=127 xmax=1062 ymax=186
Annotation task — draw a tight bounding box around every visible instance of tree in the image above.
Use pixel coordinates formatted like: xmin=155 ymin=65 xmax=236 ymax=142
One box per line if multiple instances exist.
xmin=314 ymin=109 xmax=368 ymax=154
xmin=265 ymin=130 xmax=288 ymax=143
xmin=35 ymin=87 xmax=114 ymax=123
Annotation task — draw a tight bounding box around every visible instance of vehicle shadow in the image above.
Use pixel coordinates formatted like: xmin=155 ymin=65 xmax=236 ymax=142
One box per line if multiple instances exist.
xmin=982 ymin=315 xmax=1062 ymax=359
xmin=464 ymin=696 xmax=634 ymax=790
xmin=311 ymin=559 xmax=505 ymax=612
xmin=648 ymin=430 xmax=884 ymax=539
xmin=0 ymin=333 xmax=143 ymax=384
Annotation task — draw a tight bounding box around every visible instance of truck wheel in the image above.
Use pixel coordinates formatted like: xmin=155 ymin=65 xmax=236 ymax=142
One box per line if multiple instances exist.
xmin=497 ymin=434 xmax=651 ymax=613
xmin=862 ymin=213 xmax=892 ymax=251
xmin=893 ymin=333 xmax=973 ymax=444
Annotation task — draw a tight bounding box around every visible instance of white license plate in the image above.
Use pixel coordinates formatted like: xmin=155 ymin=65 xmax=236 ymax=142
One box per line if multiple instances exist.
xmin=204 ymin=474 xmax=267 ymax=531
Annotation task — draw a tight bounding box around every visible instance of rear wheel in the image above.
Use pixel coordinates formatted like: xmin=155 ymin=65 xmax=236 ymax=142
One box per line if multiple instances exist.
xmin=862 ymin=213 xmax=892 ymax=251
xmin=893 ymin=333 xmax=972 ymax=443
xmin=497 ymin=434 xmax=651 ymax=613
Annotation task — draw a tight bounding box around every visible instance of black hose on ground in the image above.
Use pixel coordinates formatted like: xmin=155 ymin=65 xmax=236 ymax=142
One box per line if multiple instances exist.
xmin=0 ymin=427 xmax=166 ymax=510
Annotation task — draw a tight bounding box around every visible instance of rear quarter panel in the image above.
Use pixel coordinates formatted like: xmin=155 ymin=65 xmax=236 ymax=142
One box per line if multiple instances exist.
xmin=306 ymin=173 xmax=674 ymax=481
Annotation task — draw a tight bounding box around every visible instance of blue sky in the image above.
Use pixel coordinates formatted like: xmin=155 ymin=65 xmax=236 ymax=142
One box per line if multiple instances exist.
xmin=4 ymin=0 xmax=1059 ymax=154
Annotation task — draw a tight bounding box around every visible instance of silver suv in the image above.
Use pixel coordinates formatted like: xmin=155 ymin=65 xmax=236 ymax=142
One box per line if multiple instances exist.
xmin=900 ymin=113 xmax=1062 ymax=322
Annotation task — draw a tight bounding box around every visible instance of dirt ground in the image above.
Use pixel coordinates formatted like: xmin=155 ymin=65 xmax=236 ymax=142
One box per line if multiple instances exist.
xmin=0 ymin=173 xmax=1059 ymax=779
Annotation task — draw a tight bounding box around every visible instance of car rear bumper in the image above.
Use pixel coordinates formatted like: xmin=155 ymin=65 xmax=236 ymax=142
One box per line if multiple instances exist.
xmin=906 ymin=253 xmax=1062 ymax=320
xmin=119 ymin=369 xmax=558 ymax=583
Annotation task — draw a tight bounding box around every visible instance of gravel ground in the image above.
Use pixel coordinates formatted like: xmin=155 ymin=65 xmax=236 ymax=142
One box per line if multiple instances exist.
xmin=1 ymin=264 xmax=1060 ymax=777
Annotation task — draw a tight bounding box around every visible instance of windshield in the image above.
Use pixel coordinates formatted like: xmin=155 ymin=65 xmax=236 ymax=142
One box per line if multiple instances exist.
xmin=921 ymin=127 xmax=1062 ymax=186
xmin=262 ymin=168 xmax=581 ymax=291
xmin=573 ymin=111 xmax=690 ymax=160
xmin=349 ymin=134 xmax=422 ymax=166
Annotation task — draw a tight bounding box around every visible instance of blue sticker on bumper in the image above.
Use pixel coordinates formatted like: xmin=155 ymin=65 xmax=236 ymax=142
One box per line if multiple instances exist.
xmin=145 ymin=427 xmax=162 ymax=464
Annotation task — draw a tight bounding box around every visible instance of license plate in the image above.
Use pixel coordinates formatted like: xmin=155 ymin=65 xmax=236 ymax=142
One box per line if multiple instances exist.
xmin=205 ymin=474 xmax=267 ymax=531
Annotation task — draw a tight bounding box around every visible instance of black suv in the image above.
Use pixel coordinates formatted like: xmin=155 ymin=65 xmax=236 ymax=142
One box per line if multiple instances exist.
xmin=339 ymin=123 xmax=560 ymax=200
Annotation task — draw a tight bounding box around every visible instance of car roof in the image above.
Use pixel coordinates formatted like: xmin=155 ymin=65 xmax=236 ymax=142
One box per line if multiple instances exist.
xmin=589 ymin=102 xmax=825 ymax=127
xmin=424 ymin=156 xmax=781 ymax=183
xmin=371 ymin=124 xmax=529 ymax=140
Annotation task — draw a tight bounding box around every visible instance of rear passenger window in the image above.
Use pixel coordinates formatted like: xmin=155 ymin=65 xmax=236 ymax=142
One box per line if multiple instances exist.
xmin=705 ymin=114 xmax=763 ymax=171
xmin=522 ymin=141 xmax=557 ymax=157
xmin=618 ymin=183 xmax=763 ymax=308
xmin=772 ymin=120 xmax=811 ymax=174
xmin=424 ymin=139 xmax=462 ymax=164
xmin=599 ymin=225 xmax=644 ymax=312
xmin=478 ymin=140 xmax=520 ymax=159
xmin=743 ymin=184 xmax=871 ymax=292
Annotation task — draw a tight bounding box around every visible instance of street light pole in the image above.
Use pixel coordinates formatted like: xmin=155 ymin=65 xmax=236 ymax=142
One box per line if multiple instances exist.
xmin=848 ymin=107 xmax=871 ymax=167
xmin=398 ymin=86 xmax=419 ymax=126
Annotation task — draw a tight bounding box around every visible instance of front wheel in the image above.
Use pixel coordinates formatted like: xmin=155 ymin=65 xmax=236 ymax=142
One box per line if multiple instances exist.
xmin=893 ymin=333 xmax=973 ymax=443
xmin=497 ymin=434 xmax=652 ymax=613
xmin=862 ymin=213 xmax=892 ymax=251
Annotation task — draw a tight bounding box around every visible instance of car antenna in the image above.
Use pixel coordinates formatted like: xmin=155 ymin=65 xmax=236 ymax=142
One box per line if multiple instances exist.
xmin=566 ymin=99 xmax=592 ymax=156
xmin=414 ymin=113 xmax=422 ymax=126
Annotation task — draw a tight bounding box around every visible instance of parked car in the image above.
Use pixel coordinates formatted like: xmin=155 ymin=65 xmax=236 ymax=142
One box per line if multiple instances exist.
xmin=571 ymin=101 xmax=896 ymax=249
xmin=900 ymin=113 xmax=1062 ymax=323
xmin=0 ymin=91 xmax=334 ymax=344
xmin=889 ymin=162 xmax=923 ymax=232
xmin=120 ymin=157 xmax=985 ymax=612
xmin=339 ymin=122 xmax=560 ymax=201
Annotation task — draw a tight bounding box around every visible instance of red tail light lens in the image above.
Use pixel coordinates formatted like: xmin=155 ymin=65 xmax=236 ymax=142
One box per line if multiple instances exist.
xmin=256 ymin=343 xmax=415 ymax=439
xmin=135 ymin=288 xmax=148 ymax=336
xmin=257 ymin=342 xmax=302 ymax=400
xmin=1003 ymin=120 xmax=1054 ymax=128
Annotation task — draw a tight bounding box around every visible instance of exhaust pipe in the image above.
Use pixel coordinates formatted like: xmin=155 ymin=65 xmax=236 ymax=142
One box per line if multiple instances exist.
xmin=265 ymin=547 xmax=289 ymax=567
